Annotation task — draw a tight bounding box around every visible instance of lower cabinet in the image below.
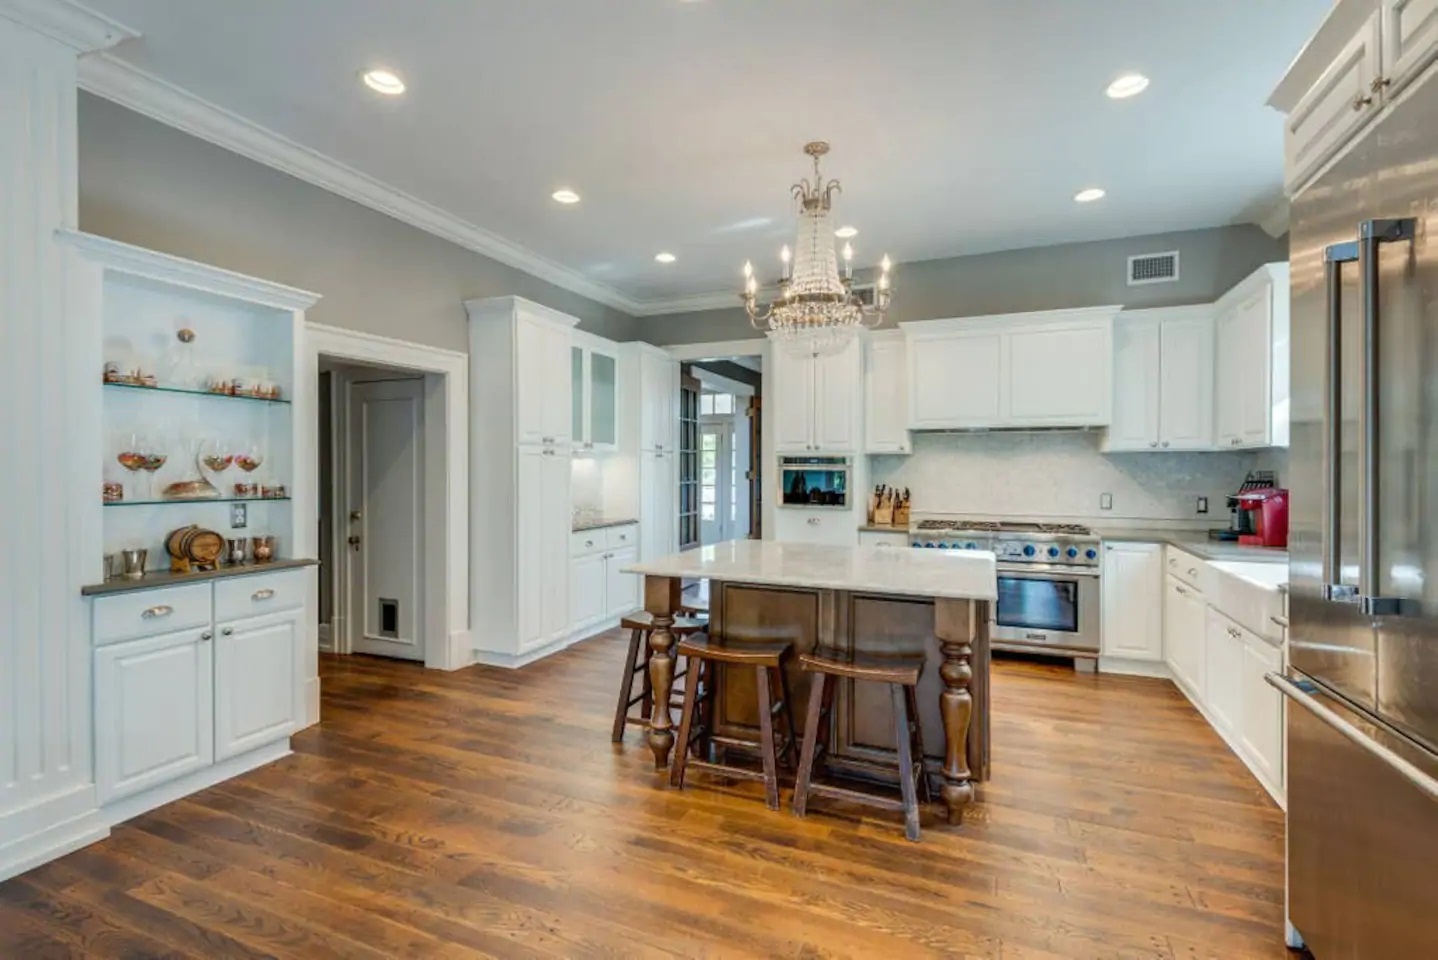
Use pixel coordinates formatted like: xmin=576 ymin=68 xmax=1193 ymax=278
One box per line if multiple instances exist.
xmin=606 ymin=545 xmax=639 ymax=618
xmin=1204 ymin=608 xmax=1245 ymax=737
xmin=94 ymin=626 xmax=215 ymax=804
xmin=569 ymin=525 xmax=641 ymax=634
xmin=1163 ymin=574 xmax=1207 ymax=698
xmin=1239 ymin=633 xmax=1284 ymax=793
xmin=1100 ymin=542 xmax=1163 ymax=661
xmin=214 ymin=609 xmax=301 ymax=762
xmin=570 ymin=551 xmax=606 ymax=627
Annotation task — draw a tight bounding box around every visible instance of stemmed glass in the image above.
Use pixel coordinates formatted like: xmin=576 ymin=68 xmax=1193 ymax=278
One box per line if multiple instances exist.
xmin=201 ymin=438 xmax=235 ymax=478
xmin=117 ymin=432 xmax=166 ymax=500
xmin=235 ymin=441 xmax=264 ymax=493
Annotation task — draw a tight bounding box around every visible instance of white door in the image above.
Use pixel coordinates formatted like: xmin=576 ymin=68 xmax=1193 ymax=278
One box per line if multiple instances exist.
xmin=516 ymin=317 xmax=549 ymax=446
xmin=813 ymin=338 xmax=861 ymax=453
xmin=639 ymin=353 xmax=677 ymax=452
xmin=1236 ymin=290 xmax=1274 ymax=447
xmin=1384 ymin=0 xmax=1438 ymax=96
xmin=94 ymin=628 xmax=214 ymax=803
xmin=605 ymin=546 xmax=640 ymax=618
xmin=771 ymin=348 xmax=815 ymax=452
xmin=909 ymin=333 xmax=1002 ymax=427
xmin=1239 ymin=633 xmax=1284 ymax=792
xmin=516 ymin=446 xmax=547 ymax=650
xmin=640 ymin=450 xmax=676 ymax=560
xmin=540 ymin=448 xmax=572 ymax=642
xmin=347 ymin=377 xmax=425 ymax=661
xmin=1006 ymin=325 xmax=1111 ymax=426
xmin=1100 ymin=542 xmax=1163 ymax=661
xmin=699 ymin=420 xmax=735 ymax=544
xmin=1204 ymin=609 xmax=1244 ymax=736
xmin=1214 ymin=306 xmax=1244 ymax=448
xmin=1284 ymin=11 xmax=1381 ymax=189
xmin=1108 ymin=318 xmax=1161 ymax=450
xmin=1164 ymin=575 xmax=1206 ymax=698
xmin=570 ymin=551 xmax=605 ymax=628
xmin=865 ymin=336 xmax=909 ymax=453
xmin=1158 ymin=314 xmax=1216 ymax=449
xmin=214 ymin=609 xmax=300 ymax=761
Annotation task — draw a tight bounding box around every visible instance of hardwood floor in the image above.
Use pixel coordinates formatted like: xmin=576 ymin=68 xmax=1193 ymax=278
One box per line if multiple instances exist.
xmin=0 ymin=634 xmax=1295 ymax=959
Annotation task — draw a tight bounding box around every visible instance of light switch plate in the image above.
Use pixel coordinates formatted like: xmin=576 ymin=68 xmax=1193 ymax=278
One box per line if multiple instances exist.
xmin=230 ymin=502 xmax=248 ymax=529
xmin=1099 ymin=493 xmax=1113 ymax=511
xmin=1196 ymin=496 xmax=1209 ymax=514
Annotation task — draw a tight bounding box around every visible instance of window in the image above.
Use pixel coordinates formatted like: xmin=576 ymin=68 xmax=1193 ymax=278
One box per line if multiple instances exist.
xmin=700 ymin=431 xmax=718 ymax=522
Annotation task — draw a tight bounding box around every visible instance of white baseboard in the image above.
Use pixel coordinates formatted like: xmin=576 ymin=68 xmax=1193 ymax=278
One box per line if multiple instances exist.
xmin=1097 ymin=656 xmax=1171 ymax=679
xmin=101 ymin=740 xmax=292 ymax=829
xmin=0 ymin=797 xmax=108 ymax=884
xmin=303 ymin=676 xmax=321 ymax=727
xmin=444 ymin=628 xmax=473 ymax=671
xmin=471 ymin=622 xmax=619 ymax=670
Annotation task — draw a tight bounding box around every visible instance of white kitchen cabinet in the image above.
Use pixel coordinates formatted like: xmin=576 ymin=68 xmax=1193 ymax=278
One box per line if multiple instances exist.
xmin=605 ymin=545 xmax=640 ymax=618
xmin=1164 ymin=574 xmax=1207 ymax=700
xmin=638 ymin=349 xmax=678 ymax=453
xmin=1100 ymin=542 xmax=1164 ymax=661
xmin=858 ymin=529 xmax=909 ymax=549
xmin=1214 ymin=265 xmax=1289 ymax=450
xmin=516 ymin=314 xmax=572 ymax=447
xmin=94 ymin=627 xmax=214 ymax=804
xmin=903 ymin=307 xmax=1118 ymax=430
xmin=864 ymin=333 xmax=910 ymax=454
xmin=1239 ymin=631 xmax=1284 ymax=797
xmin=569 ymin=550 xmax=606 ymax=630
xmin=771 ymin=338 xmax=861 ymax=453
xmin=1204 ymin=608 xmax=1245 ymax=737
xmin=515 ymin=445 xmax=572 ymax=654
xmin=1384 ymin=0 xmax=1438 ymax=95
xmin=569 ymin=527 xmax=640 ymax=633
xmin=639 ymin=450 xmax=677 ymax=562
xmin=214 ymin=608 xmax=300 ymax=762
xmin=571 ymin=337 xmax=620 ymax=453
xmin=1283 ymin=11 xmax=1383 ymax=192
xmin=774 ymin=510 xmax=859 ymax=547
xmin=1105 ymin=307 xmax=1213 ymax=452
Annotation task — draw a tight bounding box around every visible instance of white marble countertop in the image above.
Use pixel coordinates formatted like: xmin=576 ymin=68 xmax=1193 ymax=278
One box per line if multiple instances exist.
xmin=624 ymin=540 xmax=997 ymax=602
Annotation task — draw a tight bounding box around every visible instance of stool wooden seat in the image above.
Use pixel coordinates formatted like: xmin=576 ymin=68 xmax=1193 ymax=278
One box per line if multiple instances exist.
xmin=611 ymin=613 xmax=706 ymax=743
xmin=670 ymin=636 xmax=796 ymax=810
xmin=792 ymin=647 xmax=931 ymax=841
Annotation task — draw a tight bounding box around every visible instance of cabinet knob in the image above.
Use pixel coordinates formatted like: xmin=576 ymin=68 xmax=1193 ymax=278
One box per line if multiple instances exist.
xmin=1161 ymin=441 xmax=1170 ymax=448
xmin=807 ymin=517 xmax=820 ymax=525
xmin=1149 ymin=441 xmax=1158 ymax=448
xmin=200 ymin=631 xmax=213 ymax=642
xmin=1352 ymin=93 xmax=1374 ymax=111
xmin=1371 ymin=76 xmax=1391 ymax=95
xmin=221 ymin=627 xmax=234 ymax=636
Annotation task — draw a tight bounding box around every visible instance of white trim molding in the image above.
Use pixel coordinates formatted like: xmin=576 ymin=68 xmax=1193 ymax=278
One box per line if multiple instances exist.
xmin=0 ymin=0 xmax=136 ymax=52
xmin=300 ymin=323 xmax=470 ymax=679
xmin=77 ymin=54 xmax=644 ymax=316
xmin=663 ymin=338 xmax=768 ymax=361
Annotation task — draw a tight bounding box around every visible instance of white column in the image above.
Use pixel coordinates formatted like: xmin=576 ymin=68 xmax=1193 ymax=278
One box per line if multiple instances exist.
xmin=0 ymin=0 xmax=136 ymax=880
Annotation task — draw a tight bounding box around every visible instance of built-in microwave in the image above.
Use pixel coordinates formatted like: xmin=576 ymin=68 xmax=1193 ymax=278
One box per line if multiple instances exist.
xmin=778 ymin=456 xmax=850 ymax=508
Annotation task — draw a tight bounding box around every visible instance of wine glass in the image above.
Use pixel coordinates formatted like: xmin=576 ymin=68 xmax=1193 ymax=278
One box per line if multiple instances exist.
xmin=115 ymin=432 xmax=148 ymax=500
xmin=235 ymin=441 xmax=264 ymax=476
xmin=200 ymin=438 xmax=235 ymax=476
xmin=139 ymin=442 xmax=168 ymax=500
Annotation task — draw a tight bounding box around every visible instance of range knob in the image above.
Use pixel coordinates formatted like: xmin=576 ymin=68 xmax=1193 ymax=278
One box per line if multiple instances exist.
xmin=1022 ymin=545 xmax=1036 ymax=558
xmin=924 ymin=542 xmax=937 ymax=549
xmin=1084 ymin=548 xmax=1098 ymax=560
xmin=1066 ymin=547 xmax=1079 ymax=559
xmin=966 ymin=541 xmax=978 ymax=550
xmin=1046 ymin=546 xmax=1060 ymax=558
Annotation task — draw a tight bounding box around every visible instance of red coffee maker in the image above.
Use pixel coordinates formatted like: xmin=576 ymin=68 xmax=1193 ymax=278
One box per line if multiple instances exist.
xmin=1236 ymin=488 xmax=1289 ymax=548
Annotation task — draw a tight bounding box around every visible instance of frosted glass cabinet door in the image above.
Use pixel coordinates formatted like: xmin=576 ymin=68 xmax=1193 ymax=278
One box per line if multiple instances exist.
xmin=590 ymin=350 xmax=618 ymax=448
xmin=571 ymin=346 xmax=585 ymax=445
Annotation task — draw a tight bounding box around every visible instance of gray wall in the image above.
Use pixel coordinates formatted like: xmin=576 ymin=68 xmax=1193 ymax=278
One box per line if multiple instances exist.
xmin=77 ymin=94 xmax=638 ymax=352
xmin=635 ymin=225 xmax=1289 ymax=345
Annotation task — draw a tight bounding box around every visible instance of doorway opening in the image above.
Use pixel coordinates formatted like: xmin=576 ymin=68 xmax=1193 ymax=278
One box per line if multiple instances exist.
xmin=686 ymin=359 xmax=761 ymax=544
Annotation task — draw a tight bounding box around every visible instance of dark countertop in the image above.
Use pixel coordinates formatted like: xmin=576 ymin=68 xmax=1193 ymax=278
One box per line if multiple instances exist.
xmin=858 ymin=524 xmax=908 ymax=535
xmin=1095 ymin=528 xmax=1288 ymax=564
xmin=571 ymin=517 xmax=638 ymax=533
xmin=83 ymin=558 xmax=319 ymax=596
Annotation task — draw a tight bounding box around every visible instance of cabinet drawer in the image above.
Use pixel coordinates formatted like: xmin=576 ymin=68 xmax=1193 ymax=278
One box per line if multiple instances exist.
xmin=93 ymin=583 xmax=212 ymax=647
xmin=571 ymin=529 xmax=607 ymax=557
xmin=1165 ymin=548 xmax=1205 ymax=589
xmin=603 ymin=523 xmax=638 ymax=551
xmin=215 ymin=570 xmax=305 ymax=623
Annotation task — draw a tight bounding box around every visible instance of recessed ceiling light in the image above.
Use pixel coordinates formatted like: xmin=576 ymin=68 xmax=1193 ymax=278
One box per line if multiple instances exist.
xmin=1074 ymin=187 xmax=1107 ymax=203
xmin=655 ymin=252 xmax=676 ymax=263
xmin=835 ymin=225 xmax=859 ymax=238
xmin=361 ymin=69 xmax=406 ymax=96
xmin=551 ymin=189 xmax=581 ymax=204
xmin=1106 ymin=73 xmax=1150 ymax=99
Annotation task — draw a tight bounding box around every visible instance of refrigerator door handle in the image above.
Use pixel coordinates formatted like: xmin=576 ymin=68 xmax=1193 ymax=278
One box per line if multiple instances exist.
xmin=1268 ymin=672 xmax=1438 ymax=803
xmin=1322 ymin=240 xmax=1358 ymax=603
xmin=1356 ymin=217 xmax=1417 ymax=617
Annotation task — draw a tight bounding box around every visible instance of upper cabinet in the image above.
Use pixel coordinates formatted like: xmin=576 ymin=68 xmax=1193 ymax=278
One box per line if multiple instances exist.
xmin=771 ymin=337 xmax=862 ymax=454
xmin=1104 ymin=306 xmax=1214 ymax=452
xmin=864 ymin=331 xmax=910 ymax=454
xmin=637 ymin=348 xmax=679 ymax=453
xmin=903 ymin=307 xmax=1117 ymax=430
xmin=514 ymin=310 xmax=573 ymax=448
xmin=1214 ymin=264 xmax=1290 ymax=450
xmin=1275 ymin=0 xmax=1438 ymax=193
xmin=571 ymin=335 xmax=619 ymax=453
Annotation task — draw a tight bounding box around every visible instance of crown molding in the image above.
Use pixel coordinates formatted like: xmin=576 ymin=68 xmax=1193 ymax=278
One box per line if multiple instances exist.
xmin=77 ymin=53 xmax=646 ymax=316
xmin=0 ymin=0 xmax=135 ymax=51
xmin=1256 ymin=198 xmax=1291 ymax=238
xmin=630 ymin=289 xmax=746 ymax=317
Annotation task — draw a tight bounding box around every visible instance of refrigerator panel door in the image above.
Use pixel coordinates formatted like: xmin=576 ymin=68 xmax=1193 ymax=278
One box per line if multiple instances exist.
xmin=1370 ymin=74 xmax=1438 ymax=750
xmin=1288 ymin=121 xmax=1379 ymax=711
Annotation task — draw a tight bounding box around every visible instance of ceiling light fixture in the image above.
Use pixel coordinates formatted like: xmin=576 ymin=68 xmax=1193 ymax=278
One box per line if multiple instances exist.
xmin=1106 ymin=73 xmax=1150 ymax=99
xmin=1074 ymin=187 xmax=1107 ymax=203
xmin=655 ymin=252 xmax=676 ymax=264
xmin=551 ymin=189 xmax=581 ymax=204
xmin=361 ymin=68 xmax=406 ymax=96
xmin=741 ymin=142 xmax=892 ymax=357
xmin=835 ymin=225 xmax=859 ymax=238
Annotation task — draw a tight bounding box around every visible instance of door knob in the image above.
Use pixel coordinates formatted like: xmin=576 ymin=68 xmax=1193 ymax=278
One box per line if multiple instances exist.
xmin=348 ymin=535 xmax=362 ymax=551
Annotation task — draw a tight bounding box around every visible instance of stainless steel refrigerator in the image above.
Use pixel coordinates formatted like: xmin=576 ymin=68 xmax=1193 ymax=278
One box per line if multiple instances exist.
xmin=1280 ymin=55 xmax=1438 ymax=958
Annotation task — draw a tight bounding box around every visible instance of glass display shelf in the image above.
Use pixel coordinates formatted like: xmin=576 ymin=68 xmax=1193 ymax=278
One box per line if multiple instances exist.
xmin=103 ymin=496 xmax=291 ymax=507
xmin=102 ymin=381 xmax=290 ymax=406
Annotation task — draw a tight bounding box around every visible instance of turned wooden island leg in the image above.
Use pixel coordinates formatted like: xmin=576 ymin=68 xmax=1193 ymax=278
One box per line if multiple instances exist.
xmin=645 ymin=575 xmax=682 ymax=770
xmin=935 ymin=597 xmax=986 ymax=825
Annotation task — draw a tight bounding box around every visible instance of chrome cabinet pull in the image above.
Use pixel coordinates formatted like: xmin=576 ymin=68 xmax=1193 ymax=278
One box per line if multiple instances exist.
xmin=1188 ymin=568 xmax=1198 ymax=577
xmin=1227 ymin=626 xmax=1241 ymax=639
xmin=141 ymin=604 xmax=173 ymax=619
xmin=252 ymin=588 xmax=276 ymax=601
xmin=1356 ymin=217 xmax=1417 ymax=616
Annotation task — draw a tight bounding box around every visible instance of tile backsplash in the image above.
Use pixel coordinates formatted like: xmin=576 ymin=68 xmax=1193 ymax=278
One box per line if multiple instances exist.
xmin=870 ymin=431 xmax=1287 ymax=523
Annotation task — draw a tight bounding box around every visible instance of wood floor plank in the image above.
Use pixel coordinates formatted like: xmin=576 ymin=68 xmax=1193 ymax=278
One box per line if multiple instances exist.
xmin=0 ymin=635 xmax=1299 ymax=959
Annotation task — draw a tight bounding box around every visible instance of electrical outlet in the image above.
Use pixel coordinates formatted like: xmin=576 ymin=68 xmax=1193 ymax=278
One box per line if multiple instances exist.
xmin=1099 ymin=493 xmax=1113 ymax=511
xmin=1196 ymin=496 xmax=1209 ymax=514
xmin=230 ymin=503 xmax=248 ymax=529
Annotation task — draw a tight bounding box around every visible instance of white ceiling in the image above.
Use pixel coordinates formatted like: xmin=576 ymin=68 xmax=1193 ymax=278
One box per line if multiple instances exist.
xmin=79 ymin=0 xmax=1327 ymax=313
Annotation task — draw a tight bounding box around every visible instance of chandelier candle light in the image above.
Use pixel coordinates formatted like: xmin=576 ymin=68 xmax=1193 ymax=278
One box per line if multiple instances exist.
xmin=742 ymin=142 xmax=893 ymax=356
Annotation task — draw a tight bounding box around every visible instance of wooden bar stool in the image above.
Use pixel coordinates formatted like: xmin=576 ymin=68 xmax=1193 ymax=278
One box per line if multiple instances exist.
xmin=611 ymin=612 xmax=706 ymax=743
xmin=670 ymin=635 xmax=796 ymax=810
xmin=792 ymin=648 xmax=931 ymax=841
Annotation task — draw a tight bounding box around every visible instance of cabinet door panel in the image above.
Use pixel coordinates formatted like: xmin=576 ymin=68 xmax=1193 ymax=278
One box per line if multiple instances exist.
xmin=589 ymin=349 xmax=618 ymax=448
xmin=1285 ymin=12 xmax=1381 ymax=191
xmin=1108 ymin=319 xmax=1161 ymax=450
xmin=570 ymin=552 xmax=605 ymax=628
xmin=544 ymin=326 xmax=573 ymax=445
xmin=516 ymin=447 xmax=546 ymax=649
xmin=540 ymin=451 xmax=572 ymax=641
xmin=1101 ymin=543 xmax=1163 ymax=660
xmin=1158 ymin=315 xmax=1215 ymax=449
xmin=516 ymin=318 xmax=548 ymax=446
xmin=1240 ymin=634 xmax=1284 ymax=792
xmin=813 ymin=338 xmax=861 ymax=453
xmin=570 ymin=345 xmax=586 ymax=446
xmin=865 ymin=337 xmax=909 ymax=453
xmin=909 ymin=334 xmax=1002 ymax=427
xmin=1204 ymin=609 xmax=1244 ymax=736
xmin=1214 ymin=306 xmax=1244 ymax=448
xmin=215 ymin=610 xmax=299 ymax=761
xmin=606 ymin=546 xmax=640 ymax=618
xmin=640 ymin=451 xmax=676 ymax=560
xmin=1007 ymin=325 xmax=1111 ymax=425
xmin=771 ymin=347 xmax=815 ymax=452
xmin=640 ymin=354 xmax=677 ymax=452
xmin=95 ymin=628 xmax=213 ymax=803
xmin=1384 ymin=0 xmax=1438 ymax=97
xmin=1237 ymin=291 xmax=1274 ymax=446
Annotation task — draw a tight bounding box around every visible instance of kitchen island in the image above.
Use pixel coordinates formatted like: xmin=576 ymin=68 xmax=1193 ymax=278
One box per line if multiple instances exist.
xmin=626 ymin=540 xmax=997 ymax=824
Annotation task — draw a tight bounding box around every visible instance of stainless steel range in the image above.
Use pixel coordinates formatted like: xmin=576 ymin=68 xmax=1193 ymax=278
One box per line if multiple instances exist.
xmin=910 ymin=519 xmax=1101 ymax=661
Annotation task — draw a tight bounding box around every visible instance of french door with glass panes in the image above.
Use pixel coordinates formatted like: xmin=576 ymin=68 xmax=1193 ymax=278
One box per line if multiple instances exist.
xmin=699 ymin=415 xmax=739 ymax=545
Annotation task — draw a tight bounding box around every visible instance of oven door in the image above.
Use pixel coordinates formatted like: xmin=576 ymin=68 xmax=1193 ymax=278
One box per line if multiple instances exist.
xmin=992 ymin=565 xmax=1100 ymax=655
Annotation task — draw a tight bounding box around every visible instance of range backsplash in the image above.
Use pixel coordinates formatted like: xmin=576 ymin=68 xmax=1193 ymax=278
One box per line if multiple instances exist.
xmin=869 ymin=431 xmax=1288 ymax=523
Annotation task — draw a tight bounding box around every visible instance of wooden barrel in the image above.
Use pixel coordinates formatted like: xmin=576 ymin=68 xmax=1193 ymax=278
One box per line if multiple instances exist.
xmin=166 ymin=525 xmax=224 ymax=572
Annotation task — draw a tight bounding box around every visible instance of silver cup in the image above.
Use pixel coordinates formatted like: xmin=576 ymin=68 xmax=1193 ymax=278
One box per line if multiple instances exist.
xmin=120 ymin=548 xmax=148 ymax=580
xmin=225 ymin=538 xmax=247 ymax=566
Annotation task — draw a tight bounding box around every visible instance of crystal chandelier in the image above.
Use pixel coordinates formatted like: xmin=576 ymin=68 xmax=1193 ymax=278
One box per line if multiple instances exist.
xmin=742 ymin=141 xmax=892 ymax=356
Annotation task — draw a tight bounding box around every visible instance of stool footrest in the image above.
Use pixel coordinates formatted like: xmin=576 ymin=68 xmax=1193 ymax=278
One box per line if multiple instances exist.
xmin=684 ymin=758 xmax=771 ymax=785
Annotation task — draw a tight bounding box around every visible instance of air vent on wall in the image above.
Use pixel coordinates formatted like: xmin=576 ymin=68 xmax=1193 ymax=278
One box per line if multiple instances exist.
xmin=1127 ymin=250 xmax=1180 ymax=286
